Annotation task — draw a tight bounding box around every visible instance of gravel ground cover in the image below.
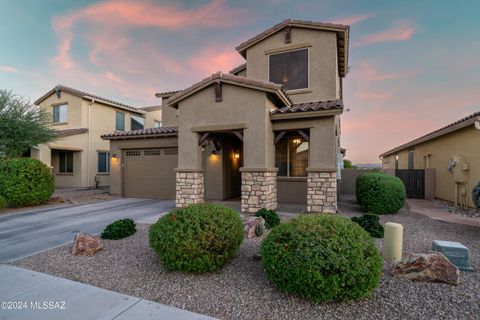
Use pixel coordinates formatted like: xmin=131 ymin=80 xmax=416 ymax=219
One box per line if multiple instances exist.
xmin=13 ymin=198 xmax=480 ymax=320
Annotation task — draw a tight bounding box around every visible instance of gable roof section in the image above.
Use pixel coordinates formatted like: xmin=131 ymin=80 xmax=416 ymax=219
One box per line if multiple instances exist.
xmin=155 ymin=90 xmax=181 ymax=98
xmin=35 ymin=85 xmax=145 ymax=115
xmin=270 ymin=99 xmax=343 ymax=116
xmin=138 ymin=105 xmax=162 ymax=112
xmin=167 ymin=71 xmax=292 ymax=108
xmin=380 ymin=111 xmax=480 ymax=157
xmin=229 ymin=63 xmax=246 ymax=75
xmin=101 ymin=126 xmax=178 ymax=140
xmin=235 ymin=19 xmax=350 ymax=77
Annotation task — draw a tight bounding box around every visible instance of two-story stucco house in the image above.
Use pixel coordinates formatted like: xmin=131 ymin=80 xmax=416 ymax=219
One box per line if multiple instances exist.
xmin=103 ymin=19 xmax=350 ymax=213
xmin=32 ymin=85 xmax=162 ymax=188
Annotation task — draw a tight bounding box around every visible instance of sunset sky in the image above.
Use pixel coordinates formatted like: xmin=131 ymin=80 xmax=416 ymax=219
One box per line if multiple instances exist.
xmin=1 ymin=0 xmax=479 ymax=163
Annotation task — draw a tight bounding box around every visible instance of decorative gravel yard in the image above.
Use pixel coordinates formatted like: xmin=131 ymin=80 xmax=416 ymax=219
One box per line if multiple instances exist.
xmin=12 ymin=198 xmax=480 ymax=320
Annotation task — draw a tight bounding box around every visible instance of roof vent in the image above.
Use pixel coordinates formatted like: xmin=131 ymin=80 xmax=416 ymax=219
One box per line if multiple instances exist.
xmin=285 ymin=26 xmax=292 ymax=43
xmin=55 ymin=87 xmax=62 ymax=99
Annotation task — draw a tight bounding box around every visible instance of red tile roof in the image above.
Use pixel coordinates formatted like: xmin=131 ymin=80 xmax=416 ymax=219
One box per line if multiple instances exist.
xmin=270 ymin=99 xmax=343 ymax=115
xmin=101 ymin=126 xmax=178 ymax=140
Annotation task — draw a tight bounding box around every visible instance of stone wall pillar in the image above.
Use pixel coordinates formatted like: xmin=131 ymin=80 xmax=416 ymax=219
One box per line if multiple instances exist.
xmin=241 ymin=169 xmax=277 ymax=214
xmin=307 ymin=170 xmax=337 ymax=213
xmin=175 ymin=170 xmax=204 ymax=208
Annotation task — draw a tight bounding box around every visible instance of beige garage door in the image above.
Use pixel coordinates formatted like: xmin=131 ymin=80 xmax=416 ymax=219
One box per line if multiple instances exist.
xmin=123 ymin=148 xmax=177 ymax=199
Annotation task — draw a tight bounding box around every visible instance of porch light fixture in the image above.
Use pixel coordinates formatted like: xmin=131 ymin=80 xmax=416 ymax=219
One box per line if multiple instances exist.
xmin=234 ymin=152 xmax=240 ymax=159
xmin=211 ymin=150 xmax=218 ymax=156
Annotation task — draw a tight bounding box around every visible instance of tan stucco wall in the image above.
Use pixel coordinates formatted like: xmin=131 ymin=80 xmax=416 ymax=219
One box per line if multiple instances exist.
xmin=381 ymin=126 xmax=480 ymax=207
xmin=161 ymin=97 xmax=178 ymax=127
xmin=245 ymin=27 xmax=339 ymax=104
xmin=176 ymin=84 xmax=275 ymax=170
xmin=108 ymin=137 xmax=178 ymax=195
xmin=144 ymin=108 xmax=162 ymax=128
xmin=35 ymin=91 xmax=146 ymax=188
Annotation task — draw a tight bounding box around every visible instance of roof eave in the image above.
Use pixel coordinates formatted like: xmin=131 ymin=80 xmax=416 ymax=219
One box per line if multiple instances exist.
xmin=379 ymin=116 xmax=480 ymax=157
xmin=270 ymin=109 xmax=342 ymax=120
xmin=101 ymin=132 xmax=178 ymax=140
xmin=82 ymin=96 xmax=146 ymax=115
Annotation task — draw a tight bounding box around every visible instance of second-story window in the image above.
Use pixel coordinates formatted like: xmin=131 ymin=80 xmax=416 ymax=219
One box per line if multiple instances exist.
xmin=131 ymin=115 xmax=145 ymax=130
xmin=269 ymin=48 xmax=308 ymax=91
xmin=116 ymin=111 xmax=125 ymax=131
xmin=154 ymin=121 xmax=162 ymax=128
xmin=53 ymin=104 xmax=67 ymax=123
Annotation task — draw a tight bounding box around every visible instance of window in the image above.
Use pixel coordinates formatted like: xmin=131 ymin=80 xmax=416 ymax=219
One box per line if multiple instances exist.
xmin=53 ymin=104 xmax=67 ymax=123
xmin=154 ymin=121 xmax=162 ymax=128
xmin=131 ymin=115 xmax=145 ymax=130
xmin=98 ymin=152 xmax=110 ymax=173
xmin=275 ymin=137 xmax=309 ymax=177
xmin=59 ymin=151 xmax=73 ymax=173
xmin=269 ymin=48 xmax=308 ymax=91
xmin=116 ymin=112 xmax=125 ymax=131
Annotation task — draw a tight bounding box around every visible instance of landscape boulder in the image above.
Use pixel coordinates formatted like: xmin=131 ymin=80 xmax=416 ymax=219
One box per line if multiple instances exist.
xmin=244 ymin=216 xmax=265 ymax=238
xmin=72 ymin=232 xmax=103 ymax=256
xmin=391 ymin=252 xmax=459 ymax=285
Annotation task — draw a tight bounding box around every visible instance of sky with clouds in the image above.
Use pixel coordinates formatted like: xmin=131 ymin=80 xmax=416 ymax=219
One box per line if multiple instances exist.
xmin=1 ymin=0 xmax=479 ymax=163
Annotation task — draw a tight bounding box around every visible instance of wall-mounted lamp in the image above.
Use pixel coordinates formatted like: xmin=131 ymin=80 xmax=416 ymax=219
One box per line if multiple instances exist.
xmin=211 ymin=150 xmax=218 ymax=156
xmin=111 ymin=154 xmax=119 ymax=165
xmin=234 ymin=152 xmax=240 ymax=159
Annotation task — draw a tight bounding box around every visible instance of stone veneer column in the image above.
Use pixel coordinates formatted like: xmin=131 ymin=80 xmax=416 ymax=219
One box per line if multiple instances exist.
xmin=175 ymin=170 xmax=204 ymax=208
xmin=241 ymin=169 xmax=277 ymax=214
xmin=307 ymin=171 xmax=337 ymax=213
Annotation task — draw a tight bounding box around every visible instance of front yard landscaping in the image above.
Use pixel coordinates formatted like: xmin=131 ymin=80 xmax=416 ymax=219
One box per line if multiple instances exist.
xmin=12 ymin=197 xmax=480 ymax=320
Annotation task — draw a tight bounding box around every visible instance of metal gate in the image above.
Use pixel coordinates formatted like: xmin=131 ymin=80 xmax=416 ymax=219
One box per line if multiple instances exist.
xmin=396 ymin=169 xmax=425 ymax=199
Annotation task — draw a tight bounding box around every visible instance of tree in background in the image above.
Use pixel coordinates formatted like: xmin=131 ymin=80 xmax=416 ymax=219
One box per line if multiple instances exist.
xmin=343 ymin=159 xmax=356 ymax=169
xmin=0 ymin=90 xmax=55 ymax=159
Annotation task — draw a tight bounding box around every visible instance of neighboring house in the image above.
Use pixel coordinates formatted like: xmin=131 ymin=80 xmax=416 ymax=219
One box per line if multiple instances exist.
xmin=32 ymin=85 xmax=162 ymax=188
xmin=380 ymin=111 xmax=480 ymax=208
xmin=103 ymin=19 xmax=350 ymax=213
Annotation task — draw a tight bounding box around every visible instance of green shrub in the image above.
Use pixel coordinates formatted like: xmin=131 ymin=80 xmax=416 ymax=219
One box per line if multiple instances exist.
xmin=0 ymin=195 xmax=7 ymax=208
xmin=261 ymin=214 xmax=383 ymax=302
xmin=472 ymin=181 xmax=480 ymax=212
xmin=254 ymin=208 xmax=280 ymax=229
xmin=351 ymin=214 xmax=384 ymax=238
xmin=149 ymin=204 xmax=244 ymax=273
xmin=0 ymin=158 xmax=54 ymax=207
xmin=356 ymin=172 xmax=406 ymax=214
xmin=101 ymin=218 xmax=136 ymax=240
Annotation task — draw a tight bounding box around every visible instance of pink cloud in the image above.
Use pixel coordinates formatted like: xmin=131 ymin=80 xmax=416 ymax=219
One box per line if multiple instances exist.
xmin=332 ymin=13 xmax=375 ymax=26
xmin=188 ymin=47 xmax=244 ymax=76
xmin=355 ymin=21 xmax=417 ymax=47
xmin=352 ymin=61 xmax=418 ymax=81
xmin=0 ymin=66 xmax=18 ymax=73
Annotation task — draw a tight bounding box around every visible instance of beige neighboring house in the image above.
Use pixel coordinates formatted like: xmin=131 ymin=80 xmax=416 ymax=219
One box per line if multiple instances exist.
xmin=380 ymin=111 xmax=480 ymax=208
xmin=103 ymin=19 xmax=350 ymax=213
xmin=32 ymin=85 xmax=162 ymax=188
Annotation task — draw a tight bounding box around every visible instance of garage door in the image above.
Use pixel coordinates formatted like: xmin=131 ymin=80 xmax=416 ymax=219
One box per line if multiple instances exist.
xmin=123 ymin=148 xmax=177 ymax=199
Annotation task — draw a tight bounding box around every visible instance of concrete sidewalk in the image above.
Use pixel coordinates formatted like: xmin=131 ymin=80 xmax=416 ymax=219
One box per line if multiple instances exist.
xmin=407 ymin=199 xmax=480 ymax=227
xmin=0 ymin=264 xmax=215 ymax=320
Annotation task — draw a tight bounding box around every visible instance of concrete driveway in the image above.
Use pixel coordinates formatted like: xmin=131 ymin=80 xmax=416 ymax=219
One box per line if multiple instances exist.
xmin=0 ymin=198 xmax=174 ymax=263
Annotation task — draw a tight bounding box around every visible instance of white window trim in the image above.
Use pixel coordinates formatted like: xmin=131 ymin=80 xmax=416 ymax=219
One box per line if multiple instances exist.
xmin=53 ymin=104 xmax=68 ymax=124
xmin=97 ymin=151 xmax=110 ymax=174
xmin=267 ymin=47 xmax=310 ymax=92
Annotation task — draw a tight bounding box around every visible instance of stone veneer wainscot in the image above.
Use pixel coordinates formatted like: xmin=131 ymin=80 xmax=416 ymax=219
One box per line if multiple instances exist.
xmin=175 ymin=171 xmax=204 ymax=208
xmin=307 ymin=171 xmax=337 ymax=213
xmin=241 ymin=169 xmax=277 ymax=214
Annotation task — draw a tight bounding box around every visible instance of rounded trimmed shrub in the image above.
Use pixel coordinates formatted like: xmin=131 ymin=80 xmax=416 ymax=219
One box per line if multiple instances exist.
xmin=472 ymin=181 xmax=480 ymax=212
xmin=149 ymin=204 xmax=244 ymax=273
xmin=261 ymin=214 xmax=383 ymax=302
xmin=356 ymin=172 xmax=406 ymax=214
xmin=101 ymin=218 xmax=136 ymax=240
xmin=351 ymin=214 xmax=384 ymax=238
xmin=0 ymin=195 xmax=7 ymax=209
xmin=254 ymin=208 xmax=280 ymax=229
xmin=0 ymin=158 xmax=54 ymax=207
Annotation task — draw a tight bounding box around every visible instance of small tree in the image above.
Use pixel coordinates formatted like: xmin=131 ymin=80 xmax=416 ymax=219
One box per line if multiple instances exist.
xmin=0 ymin=90 xmax=55 ymax=159
xmin=343 ymin=159 xmax=356 ymax=169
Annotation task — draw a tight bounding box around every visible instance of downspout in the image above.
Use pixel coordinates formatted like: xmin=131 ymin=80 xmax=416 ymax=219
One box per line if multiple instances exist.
xmin=88 ymin=99 xmax=94 ymax=188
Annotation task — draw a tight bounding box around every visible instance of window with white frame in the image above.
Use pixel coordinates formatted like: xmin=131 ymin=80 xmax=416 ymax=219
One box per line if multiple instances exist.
xmin=154 ymin=120 xmax=162 ymax=128
xmin=53 ymin=104 xmax=67 ymax=123
xmin=98 ymin=152 xmax=110 ymax=173
xmin=269 ymin=48 xmax=309 ymax=91
xmin=131 ymin=115 xmax=145 ymax=130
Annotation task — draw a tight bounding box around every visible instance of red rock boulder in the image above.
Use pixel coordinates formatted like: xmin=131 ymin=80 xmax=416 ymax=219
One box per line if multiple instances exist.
xmin=72 ymin=232 xmax=103 ymax=256
xmin=391 ymin=252 xmax=459 ymax=285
